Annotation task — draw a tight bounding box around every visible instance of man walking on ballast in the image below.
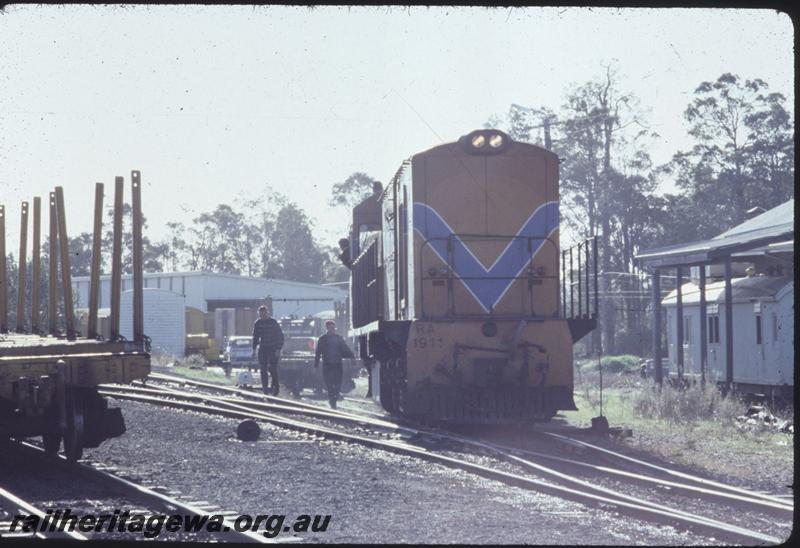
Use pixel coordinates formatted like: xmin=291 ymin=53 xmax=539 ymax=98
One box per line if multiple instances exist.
xmin=314 ymin=320 xmax=355 ymax=409
xmin=252 ymin=305 xmax=284 ymax=396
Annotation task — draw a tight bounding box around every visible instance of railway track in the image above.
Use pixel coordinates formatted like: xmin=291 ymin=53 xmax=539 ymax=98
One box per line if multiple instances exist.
xmin=1 ymin=440 xmax=281 ymax=543
xmin=0 ymin=484 xmax=88 ymax=540
xmin=98 ymin=374 xmax=789 ymax=544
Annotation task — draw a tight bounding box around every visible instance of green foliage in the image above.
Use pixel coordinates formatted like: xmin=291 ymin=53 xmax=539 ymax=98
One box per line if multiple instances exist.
xmin=599 ymin=354 xmax=641 ymax=373
xmin=329 ymin=172 xmax=378 ymax=208
xmin=667 ymin=73 xmax=794 ymax=240
xmin=266 ymin=203 xmax=326 ymax=283
xmin=157 ymin=192 xmax=329 ymax=283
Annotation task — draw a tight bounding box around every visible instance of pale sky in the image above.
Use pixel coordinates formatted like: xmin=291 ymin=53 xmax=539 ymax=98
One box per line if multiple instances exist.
xmin=0 ymin=5 xmax=793 ymax=253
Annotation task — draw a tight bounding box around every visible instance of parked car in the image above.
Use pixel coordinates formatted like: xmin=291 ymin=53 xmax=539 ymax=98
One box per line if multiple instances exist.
xmin=224 ymin=336 xmax=256 ymax=370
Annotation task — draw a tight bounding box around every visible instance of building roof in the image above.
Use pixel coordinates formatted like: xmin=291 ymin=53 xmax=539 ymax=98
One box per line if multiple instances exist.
xmin=72 ymin=270 xmax=345 ymax=293
xmin=636 ymin=199 xmax=794 ymax=268
xmin=662 ymin=276 xmax=793 ymax=306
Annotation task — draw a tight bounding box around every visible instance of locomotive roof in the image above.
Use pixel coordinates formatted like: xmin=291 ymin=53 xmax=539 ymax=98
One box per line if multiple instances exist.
xmin=411 ymin=133 xmax=558 ymax=160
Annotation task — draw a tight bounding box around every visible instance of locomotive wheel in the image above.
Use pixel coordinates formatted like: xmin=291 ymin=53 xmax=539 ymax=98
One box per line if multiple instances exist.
xmin=63 ymin=392 xmax=85 ymax=462
xmin=42 ymin=431 xmax=62 ymax=456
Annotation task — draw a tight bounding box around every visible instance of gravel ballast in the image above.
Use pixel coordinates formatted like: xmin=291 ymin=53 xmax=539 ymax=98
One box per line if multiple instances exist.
xmin=80 ymin=399 xmax=731 ymax=544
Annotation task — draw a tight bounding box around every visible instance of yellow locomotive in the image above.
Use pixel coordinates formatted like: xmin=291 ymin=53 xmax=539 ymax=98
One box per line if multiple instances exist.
xmin=346 ymin=130 xmax=597 ymax=423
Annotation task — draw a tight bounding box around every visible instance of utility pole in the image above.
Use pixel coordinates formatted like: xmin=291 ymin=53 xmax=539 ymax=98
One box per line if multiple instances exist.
xmin=510 ymin=103 xmax=556 ymax=149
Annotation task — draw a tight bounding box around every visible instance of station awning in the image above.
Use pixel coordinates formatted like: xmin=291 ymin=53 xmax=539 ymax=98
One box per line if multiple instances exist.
xmin=636 ymin=200 xmax=794 ymax=268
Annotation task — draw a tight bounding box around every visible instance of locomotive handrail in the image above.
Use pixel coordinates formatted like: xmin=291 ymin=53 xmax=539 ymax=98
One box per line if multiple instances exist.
xmin=560 ymin=236 xmax=599 ymax=321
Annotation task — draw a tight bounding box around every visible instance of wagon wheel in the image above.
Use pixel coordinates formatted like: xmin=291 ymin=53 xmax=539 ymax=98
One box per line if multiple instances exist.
xmin=63 ymin=392 xmax=85 ymax=462
xmin=42 ymin=404 xmax=62 ymax=456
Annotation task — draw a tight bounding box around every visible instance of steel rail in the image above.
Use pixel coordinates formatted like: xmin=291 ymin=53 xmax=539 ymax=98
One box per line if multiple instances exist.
xmin=0 ymin=484 xmax=88 ymax=540
xmin=13 ymin=441 xmax=280 ymax=544
xmin=541 ymin=430 xmax=793 ymax=508
xmin=108 ymin=383 xmax=793 ymax=517
xmin=113 ymin=383 xmax=407 ymax=434
xmin=142 ymin=375 xmax=793 ymax=514
xmin=100 ymin=387 xmax=781 ymax=544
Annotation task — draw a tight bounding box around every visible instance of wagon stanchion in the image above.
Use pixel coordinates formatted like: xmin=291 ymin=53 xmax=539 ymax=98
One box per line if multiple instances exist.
xmin=88 ymin=182 xmax=104 ymax=339
xmin=48 ymin=192 xmax=58 ymax=335
xmin=55 ymin=187 xmax=76 ymax=339
xmin=0 ymin=205 xmax=6 ymax=333
xmin=16 ymin=201 xmax=28 ymax=332
xmin=132 ymin=171 xmax=144 ymax=345
xmin=31 ymin=197 xmax=42 ymax=333
xmin=110 ymin=176 xmax=124 ymax=341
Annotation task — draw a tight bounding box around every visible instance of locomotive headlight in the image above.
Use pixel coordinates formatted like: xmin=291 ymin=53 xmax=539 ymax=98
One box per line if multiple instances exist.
xmin=428 ymin=267 xmax=439 ymax=277
xmin=489 ymin=134 xmax=504 ymax=148
xmin=439 ymin=267 xmax=449 ymax=276
xmin=481 ymin=321 xmax=498 ymax=338
xmin=471 ymin=134 xmax=486 ymax=148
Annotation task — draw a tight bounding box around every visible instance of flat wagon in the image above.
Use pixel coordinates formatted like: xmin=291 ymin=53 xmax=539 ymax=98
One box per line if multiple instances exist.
xmin=0 ymin=173 xmax=150 ymax=460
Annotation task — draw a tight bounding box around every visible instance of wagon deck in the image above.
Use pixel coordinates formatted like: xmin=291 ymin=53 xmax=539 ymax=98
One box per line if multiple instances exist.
xmin=0 ymin=334 xmax=149 ymax=386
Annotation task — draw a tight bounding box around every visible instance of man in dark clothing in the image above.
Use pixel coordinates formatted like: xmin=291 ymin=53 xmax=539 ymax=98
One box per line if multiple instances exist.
xmin=314 ymin=320 xmax=355 ymax=409
xmin=251 ymin=305 xmax=285 ymax=395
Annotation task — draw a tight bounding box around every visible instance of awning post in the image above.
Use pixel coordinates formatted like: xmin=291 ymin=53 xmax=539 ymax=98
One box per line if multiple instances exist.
xmin=652 ymin=268 xmax=662 ymax=387
xmin=675 ymin=266 xmax=684 ymax=383
xmin=724 ymin=258 xmax=734 ymax=391
xmin=699 ymin=266 xmax=707 ymax=388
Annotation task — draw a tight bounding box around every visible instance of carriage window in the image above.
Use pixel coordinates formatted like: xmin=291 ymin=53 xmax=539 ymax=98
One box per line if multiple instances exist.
xmin=682 ymin=317 xmax=692 ymax=344
xmin=708 ymin=315 xmax=720 ymax=344
xmin=755 ymin=314 xmax=762 ymax=345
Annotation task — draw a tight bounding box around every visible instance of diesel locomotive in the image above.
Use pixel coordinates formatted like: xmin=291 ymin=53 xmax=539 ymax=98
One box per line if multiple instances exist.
xmin=346 ymin=129 xmax=597 ymax=424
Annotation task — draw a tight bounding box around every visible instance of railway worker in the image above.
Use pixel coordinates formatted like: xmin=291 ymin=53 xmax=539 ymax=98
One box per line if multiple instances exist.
xmin=314 ymin=320 xmax=355 ymax=409
xmin=251 ymin=305 xmax=285 ymax=396
xmin=337 ymin=238 xmax=352 ymax=268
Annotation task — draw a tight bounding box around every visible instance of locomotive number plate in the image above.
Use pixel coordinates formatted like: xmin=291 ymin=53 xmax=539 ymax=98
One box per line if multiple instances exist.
xmin=412 ymin=323 xmax=443 ymax=349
